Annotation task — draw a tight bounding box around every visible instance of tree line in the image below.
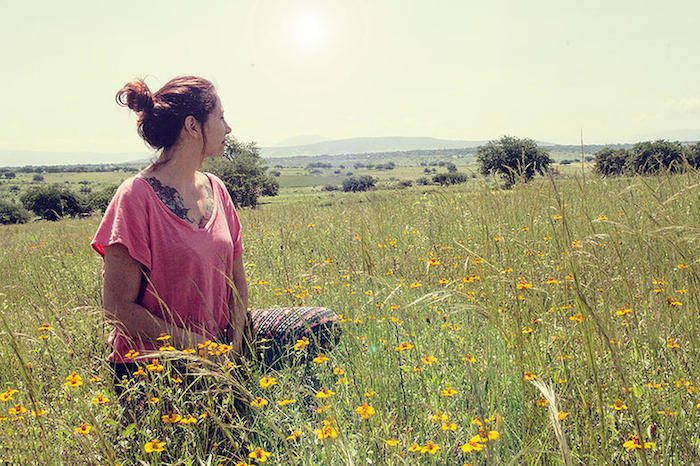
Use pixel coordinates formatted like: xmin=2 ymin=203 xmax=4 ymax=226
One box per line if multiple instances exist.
xmin=1 ymin=137 xmax=279 ymax=224
xmin=593 ymin=140 xmax=700 ymax=176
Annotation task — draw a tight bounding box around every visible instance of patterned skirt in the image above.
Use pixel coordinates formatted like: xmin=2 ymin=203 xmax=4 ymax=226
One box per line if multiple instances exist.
xmin=249 ymin=307 xmax=341 ymax=368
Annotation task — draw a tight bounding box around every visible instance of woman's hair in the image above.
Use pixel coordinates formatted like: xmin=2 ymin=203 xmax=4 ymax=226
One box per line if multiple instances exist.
xmin=116 ymin=76 xmax=218 ymax=155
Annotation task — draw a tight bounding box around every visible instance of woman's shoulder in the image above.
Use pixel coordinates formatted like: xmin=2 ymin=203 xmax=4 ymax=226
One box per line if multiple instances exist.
xmin=111 ymin=174 xmax=152 ymax=202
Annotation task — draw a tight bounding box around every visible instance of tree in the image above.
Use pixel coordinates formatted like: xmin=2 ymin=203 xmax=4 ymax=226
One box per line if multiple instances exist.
xmin=87 ymin=184 xmax=119 ymax=213
xmin=202 ymin=136 xmax=278 ymax=208
xmin=476 ymin=136 xmax=552 ymax=187
xmin=20 ymin=185 xmax=85 ymax=221
xmin=432 ymin=172 xmax=469 ymax=185
xmin=342 ymin=175 xmax=376 ymax=192
xmin=594 ymin=147 xmax=630 ymax=177
xmin=626 ymin=140 xmax=686 ymax=175
xmin=0 ymin=199 xmax=31 ymax=224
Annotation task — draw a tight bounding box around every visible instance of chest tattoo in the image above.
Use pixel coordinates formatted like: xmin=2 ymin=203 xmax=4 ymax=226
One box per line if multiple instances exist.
xmin=143 ymin=177 xmax=213 ymax=227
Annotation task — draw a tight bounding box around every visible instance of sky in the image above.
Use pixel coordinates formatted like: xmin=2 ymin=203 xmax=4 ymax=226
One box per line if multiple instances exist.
xmin=1 ymin=0 xmax=700 ymax=164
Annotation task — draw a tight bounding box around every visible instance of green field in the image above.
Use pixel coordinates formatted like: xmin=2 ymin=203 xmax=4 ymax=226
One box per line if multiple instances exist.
xmin=0 ymin=171 xmax=698 ymax=464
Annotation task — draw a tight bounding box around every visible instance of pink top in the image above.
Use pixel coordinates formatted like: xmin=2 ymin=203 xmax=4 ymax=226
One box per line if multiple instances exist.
xmin=91 ymin=173 xmax=243 ymax=363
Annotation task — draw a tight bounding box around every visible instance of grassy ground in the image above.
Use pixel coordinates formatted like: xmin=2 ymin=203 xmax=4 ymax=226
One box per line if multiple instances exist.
xmin=0 ymin=171 xmax=698 ymax=464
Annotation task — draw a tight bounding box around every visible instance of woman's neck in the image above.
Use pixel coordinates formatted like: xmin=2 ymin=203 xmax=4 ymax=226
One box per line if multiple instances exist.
xmin=148 ymin=145 xmax=204 ymax=186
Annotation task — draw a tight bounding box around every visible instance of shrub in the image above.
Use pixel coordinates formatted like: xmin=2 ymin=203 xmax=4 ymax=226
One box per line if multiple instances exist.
xmin=20 ymin=185 xmax=85 ymax=221
xmin=321 ymin=184 xmax=340 ymax=192
xmin=416 ymin=177 xmax=430 ymax=186
xmin=432 ymin=172 xmax=469 ymax=186
xmin=594 ymin=147 xmax=630 ymax=176
xmin=342 ymin=175 xmax=376 ymax=192
xmin=33 ymin=174 xmax=45 ymax=182
xmin=87 ymin=184 xmax=119 ymax=213
xmin=0 ymin=199 xmax=31 ymax=224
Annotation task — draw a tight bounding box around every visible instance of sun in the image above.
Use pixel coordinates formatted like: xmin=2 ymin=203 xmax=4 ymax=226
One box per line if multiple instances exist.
xmin=292 ymin=12 xmax=326 ymax=50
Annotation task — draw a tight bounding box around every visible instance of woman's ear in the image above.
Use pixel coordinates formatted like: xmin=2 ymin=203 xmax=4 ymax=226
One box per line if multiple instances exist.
xmin=183 ymin=115 xmax=201 ymax=139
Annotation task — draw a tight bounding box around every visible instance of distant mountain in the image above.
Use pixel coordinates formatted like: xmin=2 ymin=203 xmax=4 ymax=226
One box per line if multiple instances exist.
xmin=272 ymin=135 xmax=330 ymax=147
xmin=260 ymin=137 xmax=488 ymax=158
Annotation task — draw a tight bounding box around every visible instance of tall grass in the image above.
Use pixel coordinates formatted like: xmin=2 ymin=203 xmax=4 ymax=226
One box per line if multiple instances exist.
xmin=0 ymin=172 xmax=698 ymax=464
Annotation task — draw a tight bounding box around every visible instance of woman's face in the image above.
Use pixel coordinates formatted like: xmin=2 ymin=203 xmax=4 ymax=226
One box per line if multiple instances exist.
xmin=202 ymin=94 xmax=231 ymax=158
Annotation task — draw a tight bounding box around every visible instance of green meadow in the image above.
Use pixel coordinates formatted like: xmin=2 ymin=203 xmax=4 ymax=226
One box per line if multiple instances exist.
xmin=0 ymin=171 xmax=698 ymax=464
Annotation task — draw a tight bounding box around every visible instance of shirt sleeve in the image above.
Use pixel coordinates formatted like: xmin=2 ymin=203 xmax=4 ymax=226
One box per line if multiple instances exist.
xmin=91 ymin=177 xmax=152 ymax=270
xmin=209 ymin=173 xmax=244 ymax=259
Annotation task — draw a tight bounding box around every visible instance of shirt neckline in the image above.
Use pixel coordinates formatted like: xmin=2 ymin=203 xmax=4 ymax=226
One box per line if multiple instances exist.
xmin=135 ymin=172 xmax=218 ymax=232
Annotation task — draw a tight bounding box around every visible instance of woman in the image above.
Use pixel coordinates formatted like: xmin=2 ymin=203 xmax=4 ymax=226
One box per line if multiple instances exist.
xmin=93 ymin=76 xmax=338 ymax=388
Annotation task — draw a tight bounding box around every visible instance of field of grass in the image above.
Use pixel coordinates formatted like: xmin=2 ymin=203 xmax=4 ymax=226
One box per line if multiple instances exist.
xmin=0 ymin=171 xmax=698 ymax=464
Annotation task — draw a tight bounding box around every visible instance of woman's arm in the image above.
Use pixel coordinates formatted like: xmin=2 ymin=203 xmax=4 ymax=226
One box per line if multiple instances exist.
xmin=103 ymin=243 xmax=206 ymax=350
xmin=226 ymin=254 xmax=249 ymax=353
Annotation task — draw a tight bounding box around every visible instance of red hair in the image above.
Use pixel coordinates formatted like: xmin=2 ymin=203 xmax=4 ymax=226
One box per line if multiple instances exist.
xmin=116 ymin=76 xmax=218 ymax=152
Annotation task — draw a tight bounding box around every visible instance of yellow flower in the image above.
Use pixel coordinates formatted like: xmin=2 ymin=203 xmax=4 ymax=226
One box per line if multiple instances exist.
xmin=38 ymin=323 xmax=53 ymax=331
xmin=259 ymin=377 xmax=276 ymax=389
xmin=316 ymin=388 xmax=336 ymax=399
xmin=395 ymin=342 xmax=414 ymax=352
xmin=441 ymin=422 xmax=457 ymax=431
xmin=408 ymin=443 xmax=422 ymax=452
xmin=251 ymin=397 xmax=268 ymax=408
xmin=438 ymin=278 xmax=449 ymax=284
xmin=516 ymin=280 xmax=532 ymax=289
xmin=409 ymin=282 xmax=423 ymax=288
xmin=666 ymin=338 xmax=680 ymax=349
xmin=386 ymin=439 xmax=399 ymax=446
xmin=248 ymin=447 xmax=271 ymax=463
xmin=64 ymin=372 xmax=83 ymax=387
xmin=315 ymin=420 xmax=339 ymax=439
xmin=666 ymin=297 xmax=682 ymax=306
xmin=313 ymin=353 xmax=330 ymax=364
xmin=8 ymin=404 xmax=27 ymax=416
xmin=523 ymin=372 xmax=537 ymax=381
xmin=286 ymin=430 xmax=301 ymax=441
xmin=180 ymin=416 xmax=198 ymax=424
xmin=569 ymin=313 xmax=583 ymax=322
xmin=421 ymin=356 xmax=437 ymax=365
xmin=276 ymin=399 xmax=297 ymax=406
xmin=611 ymin=399 xmax=627 ymax=411
xmin=146 ymin=360 xmax=164 ymax=372
xmin=182 ymin=348 xmax=196 ymax=354
xmin=144 ymin=439 xmax=165 ymax=453
xmin=355 ymin=403 xmax=375 ymax=419
xmin=364 ymin=390 xmax=375 ymax=397
xmin=0 ymin=390 xmax=18 ymax=402
xmin=89 ymin=376 xmax=103 ymax=383
xmin=124 ymin=349 xmax=140 ymax=359
xmin=615 ymin=307 xmax=631 ymax=316
xmin=156 ymin=333 xmax=171 ymax=341
xmin=161 ymin=413 xmax=182 ymax=423
xmin=421 ymin=441 xmax=440 ymax=454
xmin=461 ymin=439 xmax=485 ymax=452
xmin=536 ymin=397 xmax=548 ymax=406
xmin=74 ymin=424 xmax=92 ymax=435
xmin=171 ymin=376 xmax=182 ymax=384
xmin=440 ymin=387 xmax=457 ymax=397
xmin=91 ymin=396 xmax=109 ymax=405
xmin=558 ymin=412 xmax=569 ymax=421
xmin=622 ymin=434 xmax=654 ymax=451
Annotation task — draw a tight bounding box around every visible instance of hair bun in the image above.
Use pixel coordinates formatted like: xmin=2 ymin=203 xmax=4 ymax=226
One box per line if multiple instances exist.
xmin=115 ymin=79 xmax=154 ymax=114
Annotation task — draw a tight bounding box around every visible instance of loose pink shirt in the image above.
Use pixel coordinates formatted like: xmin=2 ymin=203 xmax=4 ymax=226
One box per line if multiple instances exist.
xmin=92 ymin=173 xmax=243 ymax=363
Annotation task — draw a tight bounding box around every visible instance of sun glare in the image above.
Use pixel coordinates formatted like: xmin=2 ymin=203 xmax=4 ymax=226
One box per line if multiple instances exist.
xmin=292 ymin=13 xmax=325 ymax=49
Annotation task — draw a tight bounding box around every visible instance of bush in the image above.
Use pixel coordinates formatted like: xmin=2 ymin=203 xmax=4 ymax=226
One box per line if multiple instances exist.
xmin=416 ymin=177 xmax=430 ymax=186
xmin=0 ymin=199 xmax=31 ymax=224
xmin=87 ymin=184 xmax=119 ymax=213
xmin=269 ymin=170 xmax=281 ymax=177
xmin=432 ymin=172 xmax=469 ymax=186
xmin=477 ymin=136 xmax=552 ymax=187
xmin=321 ymin=184 xmax=340 ymax=192
xmin=4 ymin=172 xmax=16 ymax=179
xmin=33 ymin=174 xmax=45 ymax=182
xmin=342 ymin=175 xmax=376 ymax=192
xmin=20 ymin=185 xmax=85 ymax=221
xmin=594 ymin=147 xmax=630 ymax=176
xmin=627 ymin=140 xmax=686 ymax=174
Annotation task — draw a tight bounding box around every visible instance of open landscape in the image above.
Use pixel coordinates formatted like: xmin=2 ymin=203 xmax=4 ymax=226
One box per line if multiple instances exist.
xmin=0 ymin=154 xmax=698 ymax=463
